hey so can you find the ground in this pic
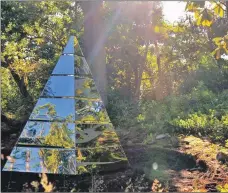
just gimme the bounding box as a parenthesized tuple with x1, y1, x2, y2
(1, 126, 228, 192)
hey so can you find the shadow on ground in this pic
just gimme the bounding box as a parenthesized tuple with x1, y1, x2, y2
(1, 143, 200, 192)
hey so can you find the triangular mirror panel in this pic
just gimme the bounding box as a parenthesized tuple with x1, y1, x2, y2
(52, 55, 74, 75)
(3, 36, 129, 175)
(63, 36, 74, 54)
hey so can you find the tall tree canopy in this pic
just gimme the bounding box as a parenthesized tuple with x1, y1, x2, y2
(1, 1, 82, 121)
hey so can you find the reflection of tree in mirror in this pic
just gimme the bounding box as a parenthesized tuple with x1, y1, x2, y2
(19, 120, 75, 147)
(39, 149, 75, 174)
(92, 147, 128, 162)
(75, 146, 128, 174)
(96, 130, 119, 147)
(39, 149, 61, 173)
(42, 80, 55, 97)
(5, 148, 28, 171)
(32, 103, 57, 118)
(75, 57, 91, 75)
(75, 78, 99, 99)
(76, 124, 119, 148)
(76, 164, 97, 175)
(76, 101, 109, 122)
(43, 122, 74, 148)
(77, 146, 127, 164)
(25, 148, 30, 172)
(74, 37, 84, 57)
(31, 102, 74, 121)
(76, 149, 97, 174)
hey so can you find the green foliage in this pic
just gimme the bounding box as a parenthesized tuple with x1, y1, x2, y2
(1, 1, 83, 120)
(179, 60, 228, 94)
(171, 111, 228, 142)
(1, 68, 29, 119)
(107, 89, 139, 127)
(115, 81, 228, 144)
(44, 122, 74, 148)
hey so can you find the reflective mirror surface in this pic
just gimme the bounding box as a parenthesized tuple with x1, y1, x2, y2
(76, 146, 127, 163)
(74, 37, 84, 56)
(63, 36, 74, 54)
(42, 76, 74, 97)
(75, 100, 110, 123)
(75, 56, 92, 76)
(52, 55, 74, 75)
(76, 124, 120, 148)
(3, 147, 76, 174)
(30, 98, 75, 121)
(76, 146, 128, 174)
(75, 77, 100, 99)
(18, 121, 75, 148)
(3, 36, 128, 176)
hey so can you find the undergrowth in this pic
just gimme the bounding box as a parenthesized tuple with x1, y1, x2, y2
(107, 82, 228, 145)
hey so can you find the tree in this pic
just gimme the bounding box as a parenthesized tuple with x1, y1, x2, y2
(185, 1, 228, 60)
(1, 1, 80, 121)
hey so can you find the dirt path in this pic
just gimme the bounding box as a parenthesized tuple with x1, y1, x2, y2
(118, 128, 228, 192)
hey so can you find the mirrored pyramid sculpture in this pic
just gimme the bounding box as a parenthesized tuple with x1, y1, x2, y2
(3, 36, 129, 175)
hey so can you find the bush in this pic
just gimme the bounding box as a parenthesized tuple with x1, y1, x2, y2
(180, 65, 228, 94)
(107, 89, 139, 128)
(170, 111, 228, 143)
(137, 83, 228, 144)
(107, 81, 228, 145)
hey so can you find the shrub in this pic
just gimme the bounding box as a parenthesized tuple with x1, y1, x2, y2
(107, 89, 139, 127)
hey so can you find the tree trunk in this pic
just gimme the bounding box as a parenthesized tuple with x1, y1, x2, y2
(9, 69, 32, 101)
(126, 62, 132, 99)
(134, 44, 149, 101)
(80, 2, 107, 105)
(154, 41, 164, 100)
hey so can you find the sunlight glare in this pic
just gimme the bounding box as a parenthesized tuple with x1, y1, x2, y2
(162, 1, 186, 23)
(153, 162, 158, 170)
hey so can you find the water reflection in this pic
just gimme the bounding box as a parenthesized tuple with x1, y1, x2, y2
(63, 36, 74, 54)
(75, 100, 110, 123)
(3, 147, 76, 175)
(52, 55, 74, 75)
(42, 76, 74, 97)
(18, 121, 75, 148)
(75, 56, 92, 77)
(75, 77, 100, 99)
(76, 124, 120, 148)
(30, 98, 75, 122)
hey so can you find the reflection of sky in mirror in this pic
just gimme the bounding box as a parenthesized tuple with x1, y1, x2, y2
(75, 77, 100, 99)
(30, 98, 75, 121)
(52, 55, 74, 75)
(18, 121, 75, 148)
(3, 147, 76, 174)
(42, 76, 74, 97)
(3, 147, 43, 173)
(63, 36, 74, 54)
(20, 121, 74, 138)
